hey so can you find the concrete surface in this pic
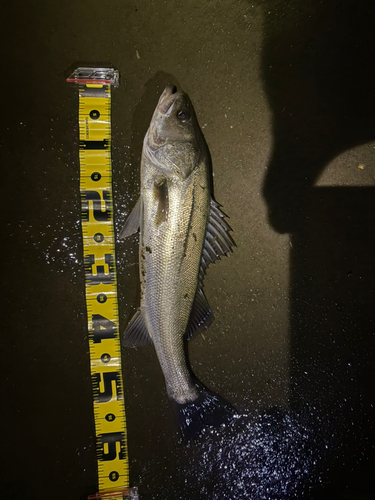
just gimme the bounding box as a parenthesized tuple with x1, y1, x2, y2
(1, 0, 375, 499)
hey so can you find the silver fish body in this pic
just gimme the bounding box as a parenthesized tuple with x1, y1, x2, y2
(120, 85, 235, 438)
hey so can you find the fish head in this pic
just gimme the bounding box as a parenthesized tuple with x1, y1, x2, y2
(143, 84, 206, 180)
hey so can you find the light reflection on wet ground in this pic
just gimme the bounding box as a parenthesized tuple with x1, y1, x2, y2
(138, 410, 318, 500)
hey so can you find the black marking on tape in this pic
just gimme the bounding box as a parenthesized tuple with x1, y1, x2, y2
(81, 190, 112, 222)
(90, 109, 100, 120)
(101, 353, 111, 363)
(90, 314, 117, 343)
(84, 254, 115, 284)
(94, 232, 105, 242)
(80, 85, 109, 98)
(97, 432, 127, 461)
(91, 172, 102, 181)
(109, 471, 119, 482)
(92, 372, 122, 403)
(80, 139, 109, 150)
(97, 293, 107, 303)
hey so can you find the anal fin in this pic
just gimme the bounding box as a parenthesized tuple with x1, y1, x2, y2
(122, 308, 153, 347)
(186, 288, 214, 340)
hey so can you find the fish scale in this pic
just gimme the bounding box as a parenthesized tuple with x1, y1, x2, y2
(120, 85, 236, 438)
(141, 164, 210, 403)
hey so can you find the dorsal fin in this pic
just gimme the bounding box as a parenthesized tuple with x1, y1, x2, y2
(199, 198, 235, 280)
(187, 199, 234, 340)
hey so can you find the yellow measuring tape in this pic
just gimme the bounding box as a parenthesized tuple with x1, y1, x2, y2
(67, 68, 137, 500)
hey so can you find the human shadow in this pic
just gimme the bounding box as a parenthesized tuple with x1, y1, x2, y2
(259, 0, 375, 498)
(261, 0, 375, 233)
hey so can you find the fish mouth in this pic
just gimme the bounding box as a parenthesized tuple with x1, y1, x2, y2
(159, 84, 179, 116)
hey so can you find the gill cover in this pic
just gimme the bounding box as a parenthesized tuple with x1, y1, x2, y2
(143, 85, 205, 180)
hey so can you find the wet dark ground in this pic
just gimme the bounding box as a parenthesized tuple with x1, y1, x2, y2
(1, 1, 375, 499)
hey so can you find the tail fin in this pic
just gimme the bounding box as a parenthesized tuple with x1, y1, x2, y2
(172, 385, 236, 440)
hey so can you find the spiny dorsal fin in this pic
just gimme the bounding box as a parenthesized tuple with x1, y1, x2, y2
(186, 288, 214, 340)
(122, 308, 153, 347)
(199, 198, 235, 279)
(118, 197, 141, 239)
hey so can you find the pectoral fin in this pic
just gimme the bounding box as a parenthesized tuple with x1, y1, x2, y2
(118, 197, 141, 238)
(153, 178, 169, 226)
(122, 308, 153, 347)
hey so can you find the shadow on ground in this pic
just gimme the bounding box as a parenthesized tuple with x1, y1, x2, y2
(260, 0, 375, 498)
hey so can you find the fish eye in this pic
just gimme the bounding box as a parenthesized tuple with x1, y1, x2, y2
(177, 109, 190, 122)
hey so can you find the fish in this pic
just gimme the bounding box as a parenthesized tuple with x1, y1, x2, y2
(119, 84, 235, 439)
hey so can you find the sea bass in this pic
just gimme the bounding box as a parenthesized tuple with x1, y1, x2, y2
(119, 84, 235, 439)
